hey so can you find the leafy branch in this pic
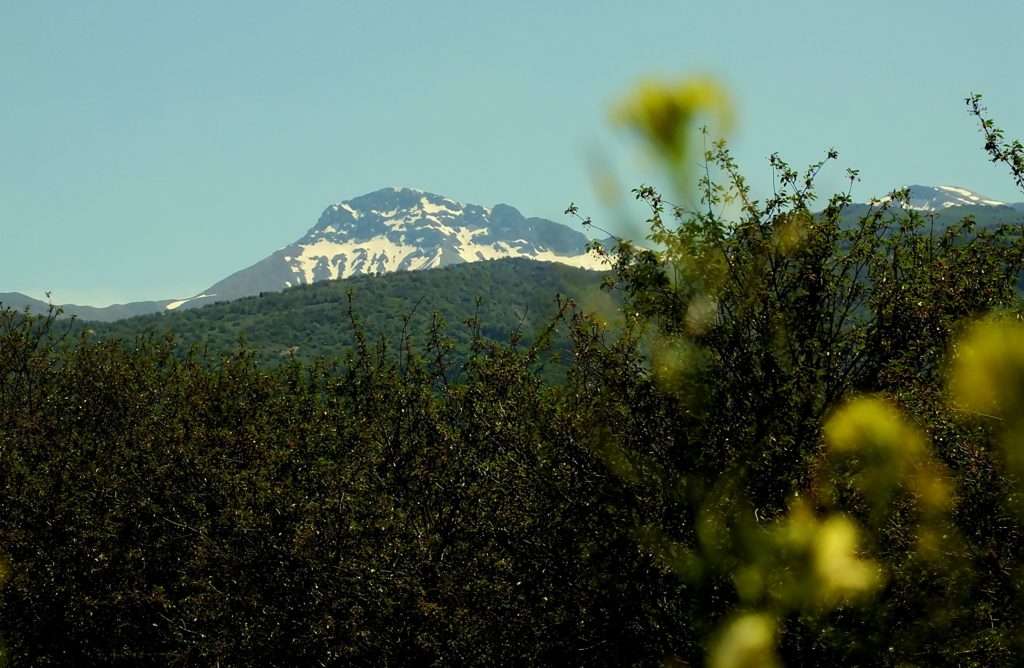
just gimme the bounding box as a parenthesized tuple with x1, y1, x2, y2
(967, 93, 1024, 194)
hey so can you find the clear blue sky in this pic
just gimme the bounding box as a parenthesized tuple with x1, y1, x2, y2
(3, 0, 1022, 305)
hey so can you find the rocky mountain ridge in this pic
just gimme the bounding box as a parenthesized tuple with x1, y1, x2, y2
(186, 187, 605, 311)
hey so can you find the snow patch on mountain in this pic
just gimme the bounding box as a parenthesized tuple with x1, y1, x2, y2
(166, 293, 216, 311)
(281, 191, 606, 284)
(933, 185, 1006, 207)
(285, 237, 435, 284)
(420, 195, 463, 217)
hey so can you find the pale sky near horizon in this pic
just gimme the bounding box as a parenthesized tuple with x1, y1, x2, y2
(3, 1, 1023, 305)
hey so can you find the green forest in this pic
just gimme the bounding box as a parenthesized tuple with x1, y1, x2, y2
(79, 258, 609, 378)
(3, 85, 1024, 667)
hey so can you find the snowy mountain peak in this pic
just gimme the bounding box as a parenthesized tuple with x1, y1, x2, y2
(285, 189, 601, 286)
(922, 185, 1007, 209)
(872, 185, 1009, 211)
(323, 188, 469, 224)
(173, 189, 606, 311)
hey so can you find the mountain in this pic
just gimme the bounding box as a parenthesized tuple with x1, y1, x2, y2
(870, 185, 1019, 212)
(4, 187, 606, 322)
(177, 187, 605, 311)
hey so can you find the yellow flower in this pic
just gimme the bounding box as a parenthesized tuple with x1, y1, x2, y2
(824, 397, 947, 512)
(812, 516, 882, 605)
(824, 397, 925, 459)
(709, 612, 780, 668)
(769, 500, 882, 609)
(612, 77, 733, 165)
(949, 318, 1024, 418)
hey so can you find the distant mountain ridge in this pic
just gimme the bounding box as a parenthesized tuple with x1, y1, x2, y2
(873, 185, 1024, 212)
(0, 292, 174, 322)
(4, 185, 1022, 322)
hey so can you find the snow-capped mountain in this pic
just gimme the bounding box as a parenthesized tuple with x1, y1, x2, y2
(872, 185, 1011, 211)
(172, 187, 606, 311)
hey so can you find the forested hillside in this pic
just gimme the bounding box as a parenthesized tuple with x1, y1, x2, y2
(81, 258, 608, 372)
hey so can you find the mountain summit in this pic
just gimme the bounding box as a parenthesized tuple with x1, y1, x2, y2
(170, 188, 605, 311)
(871, 185, 1011, 211)
(906, 185, 1012, 211)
